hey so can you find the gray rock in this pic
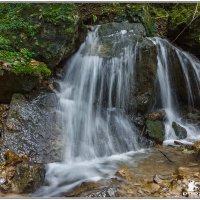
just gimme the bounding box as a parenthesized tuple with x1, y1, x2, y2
(86, 187, 117, 197)
(2, 92, 63, 163)
(172, 122, 187, 139)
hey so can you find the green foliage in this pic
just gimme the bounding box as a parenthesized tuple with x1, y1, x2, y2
(142, 4, 156, 36)
(38, 4, 77, 25)
(169, 4, 198, 28)
(0, 36, 12, 50)
(0, 3, 76, 37)
(0, 48, 51, 77)
(148, 3, 200, 31)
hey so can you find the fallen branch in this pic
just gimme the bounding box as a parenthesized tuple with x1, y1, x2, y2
(158, 150, 174, 163)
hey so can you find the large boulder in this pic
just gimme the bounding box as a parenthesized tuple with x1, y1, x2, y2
(0, 4, 87, 68)
(88, 21, 157, 114)
(1, 92, 62, 163)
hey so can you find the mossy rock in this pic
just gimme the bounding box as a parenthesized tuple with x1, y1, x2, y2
(146, 120, 165, 144)
(0, 4, 87, 68)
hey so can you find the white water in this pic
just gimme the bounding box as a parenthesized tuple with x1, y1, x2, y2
(34, 27, 200, 197)
(60, 26, 140, 162)
(152, 37, 200, 145)
(34, 26, 144, 197)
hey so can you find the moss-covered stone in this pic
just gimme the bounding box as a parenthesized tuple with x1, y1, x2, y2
(0, 3, 87, 68)
(146, 120, 165, 144)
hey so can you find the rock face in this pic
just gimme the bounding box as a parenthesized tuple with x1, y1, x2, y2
(129, 38, 157, 114)
(172, 122, 187, 139)
(0, 69, 40, 103)
(0, 4, 87, 69)
(1, 92, 62, 163)
(0, 104, 9, 138)
(91, 21, 157, 114)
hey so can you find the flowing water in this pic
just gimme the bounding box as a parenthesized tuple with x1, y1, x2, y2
(152, 37, 200, 145)
(34, 25, 200, 197)
(34, 23, 147, 197)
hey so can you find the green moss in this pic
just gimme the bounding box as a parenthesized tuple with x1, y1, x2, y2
(0, 3, 77, 32)
(0, 3, 78, 65)
(0, 48, 51, 78)
(146, 120, 165, 143)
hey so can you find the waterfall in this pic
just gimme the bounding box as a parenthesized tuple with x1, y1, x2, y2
(34, 23, 145, 197)
(35, 25, 200, 197)
(152, 37, 200, 144)
(59, 26, 140, 162)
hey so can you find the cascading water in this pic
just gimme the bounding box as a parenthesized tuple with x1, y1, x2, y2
(34, 22, 146, 197)
(152, 37, 200, 144)
(59, 27, 139, 162)
(34, 24, 200, 197)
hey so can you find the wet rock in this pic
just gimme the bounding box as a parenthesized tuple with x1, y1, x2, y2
(11, 162, 45, 193)
(146, 120, 165, 144)
(133, 114, 145, 128)
(0, 69, 40, 103)
(153, 174, 163, 184)
(172, 122, 187, 139)
(146, 110, 166, 121)
(0, 104, 9, 139)
(142, 182, 160, 193)
(4, 150, 30, 166)
(86, 187, 117, 197)
(128, 38, 157, 114)
(192, 141, 200, 152)
(0, 150, 45, 194)
(65, 181, 103, 197)
(192, 141, 200, 160)
(115, 166, 134, 181)
(2, 92, 63, 163)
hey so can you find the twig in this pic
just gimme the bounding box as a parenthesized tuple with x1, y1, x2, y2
(158, 150, 174, 163)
